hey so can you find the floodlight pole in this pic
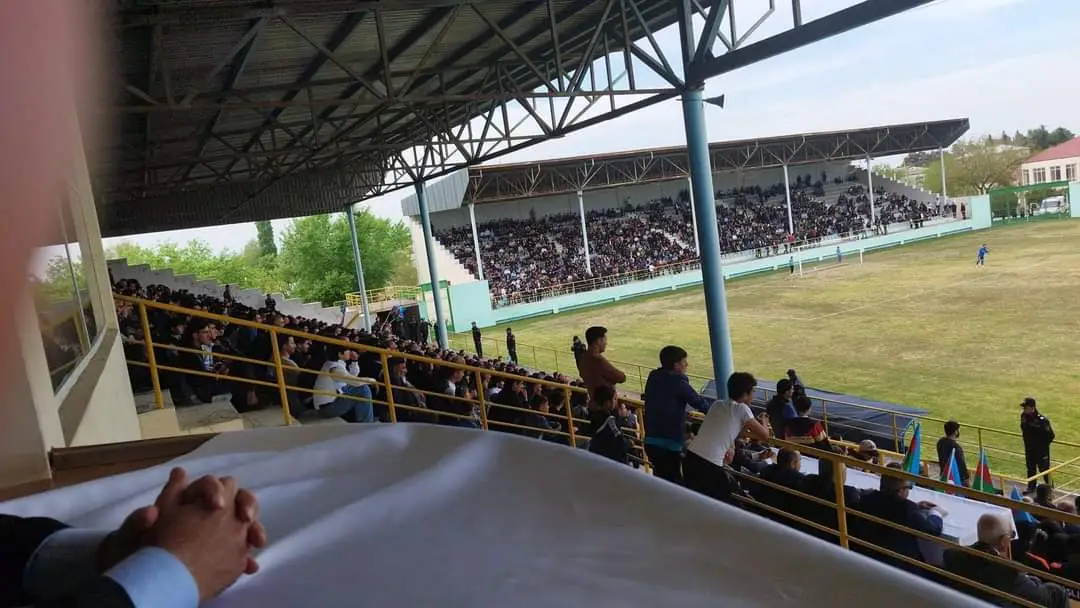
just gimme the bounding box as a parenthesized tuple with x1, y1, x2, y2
(345, 204, 371, 332)
(577, 189, 592, 274)
(415, 181, 449, 349)
(783, 163, 794, 235)
(682, 86, 734, 397)
(468, 202, 485, 281)
(686, 176, 700, 255)
(866, 155, 876, 226)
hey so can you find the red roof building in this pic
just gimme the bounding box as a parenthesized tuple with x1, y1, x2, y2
(1020, 137, 1080, 185)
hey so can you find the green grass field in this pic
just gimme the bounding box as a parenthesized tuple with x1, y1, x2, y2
(451, 219, 1080, 483)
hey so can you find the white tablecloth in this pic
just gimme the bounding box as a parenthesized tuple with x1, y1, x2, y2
(799, 456, 1016, 545)
(2, 425, 985, 607)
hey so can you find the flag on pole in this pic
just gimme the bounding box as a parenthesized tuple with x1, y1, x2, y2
(971, 449, 996, 494)
(901, 423, 922, 475)
(945, 449, 963, 485)
(1010, 486, 1037, 524)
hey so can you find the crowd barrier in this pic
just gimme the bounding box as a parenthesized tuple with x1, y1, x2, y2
(450, 331, 1080, 496)
(115, 295, 1080, 606)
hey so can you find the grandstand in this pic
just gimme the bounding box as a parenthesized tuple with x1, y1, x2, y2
(9, 1, 1080, 607)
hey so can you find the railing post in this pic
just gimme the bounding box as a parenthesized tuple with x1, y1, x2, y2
(563, 388, 577, 447)
(554, 349, 560, 373)
(474, 369, 488, 430)
(380, 351, 398, 424)
(137, 302, 164, 409)
(531, 345, 538, 369)
(637, 364, 645, 393)
(821, 400, 830, 436)
(834, 458, 849, 549)
(268, 328, 293, 427)
(891, 414, 900, 451)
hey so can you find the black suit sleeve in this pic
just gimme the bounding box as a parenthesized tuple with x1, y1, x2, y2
(0, 515, 134, 608)
(1, 514, 68, 608)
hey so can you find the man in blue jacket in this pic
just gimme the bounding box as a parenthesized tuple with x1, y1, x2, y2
(643, 346, 712, 485)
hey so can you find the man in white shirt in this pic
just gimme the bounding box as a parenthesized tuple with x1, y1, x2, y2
(312, 346, 375, 423)
(684, 372, 770, 500)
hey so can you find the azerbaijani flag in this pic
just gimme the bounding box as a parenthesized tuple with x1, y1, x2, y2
(1010, 486, 1037, 524)
(901, 422, 922, 475)
(971, 449, 996, 494)
(945, 449, 963, 485)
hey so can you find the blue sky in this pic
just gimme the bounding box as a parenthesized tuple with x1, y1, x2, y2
(99, 0, 1078, 256)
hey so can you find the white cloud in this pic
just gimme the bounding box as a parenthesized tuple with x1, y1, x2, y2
(904, 0, 1030, 21)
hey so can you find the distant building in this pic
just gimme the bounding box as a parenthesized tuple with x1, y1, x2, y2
(1019, 137, 1080, 185)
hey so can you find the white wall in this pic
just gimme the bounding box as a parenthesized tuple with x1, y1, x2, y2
(1020, 155, 1080, 185)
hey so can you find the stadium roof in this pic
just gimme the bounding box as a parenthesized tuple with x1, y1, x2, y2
(465, 118, 970, 204)
(101, 0, 940, 237)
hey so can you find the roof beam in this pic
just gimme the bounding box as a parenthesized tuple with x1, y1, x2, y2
(687, 0, 935, 83)
(178, 17, 264, 182)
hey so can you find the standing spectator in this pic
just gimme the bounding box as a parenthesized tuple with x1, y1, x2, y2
(264, 293, 276, 311)
(1020, 397, 1055, 492)
(765, 379, 796, 437)
(471, 322, 483, 357)
(936, 420, 970, 487)
(223, 283, 233, 304)
(505, 327, 518, 364)
(683, 372, 770, 499)
(571, 335, 586, 364)
(576, 326, 626, 402)
(642, 345, 712, 484)
(419, 319, 430, 345)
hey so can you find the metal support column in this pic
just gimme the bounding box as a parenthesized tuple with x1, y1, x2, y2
(345, 204, 371, 332)
(681, 87, 734, 396)
(866, 155, 876, 225)
(939, 146, 949, 205)
(577, 190, 592, 274)
(782, 163, 794, 235)
(468, 202, 485, 281)
(415, 181, 449, 348)
(686, 176, 700, 255)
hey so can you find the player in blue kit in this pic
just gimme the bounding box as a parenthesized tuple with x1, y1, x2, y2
(976, 243, 989, 266)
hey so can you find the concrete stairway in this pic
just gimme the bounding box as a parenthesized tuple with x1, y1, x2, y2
(409, 217, 478, 286)
(108, 258, 344, 324)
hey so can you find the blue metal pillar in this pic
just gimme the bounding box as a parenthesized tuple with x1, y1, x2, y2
(681, 87, 734, 397)
(345, 204, 372, 332)
(415, 180, 449, 348)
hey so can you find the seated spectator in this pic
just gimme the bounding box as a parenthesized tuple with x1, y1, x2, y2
(853, 463, 946, 574)
(312, 346, 375, 423)
(588, 385, 631, 464)
(783, 395, 836, 482)
(945, 514, 1068, 607)
(642, 345, 712, 484)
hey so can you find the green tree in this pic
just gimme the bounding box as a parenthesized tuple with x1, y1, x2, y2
(277, 208, 412, 306)
(923, 139, 1026, 196)
(255, 220, 278, 257)
(39, 255, 84, 303)
(107, 240, 285, 294)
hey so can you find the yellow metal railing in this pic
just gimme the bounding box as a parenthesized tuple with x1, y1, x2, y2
(344, 285, 422, 308)
(113, 294, 1080, 605)
(451, 329, 1080, 491)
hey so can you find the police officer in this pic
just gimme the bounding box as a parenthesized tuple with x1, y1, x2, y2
(471, 322, 483, 357)
(1020, 397, 1055, 493)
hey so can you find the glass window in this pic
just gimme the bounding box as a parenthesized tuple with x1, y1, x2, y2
(1033, 168, 1046, 183)
(1067, 164, 1076, 181)
(30, 193, 98, 391)
(1050, 166, 1062, 181)
(1022, 169, 1030, 185)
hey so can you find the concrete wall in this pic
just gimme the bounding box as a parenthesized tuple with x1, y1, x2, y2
(451, 218, 979, 328)
(1071, 183, 1080, 218)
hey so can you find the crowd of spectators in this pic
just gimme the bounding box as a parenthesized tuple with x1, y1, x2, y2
(437, 170, 948, 302)
(112, 276, 1075, 605)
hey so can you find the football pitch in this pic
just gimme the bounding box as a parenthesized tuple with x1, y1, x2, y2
(455, 219, 1080, 481)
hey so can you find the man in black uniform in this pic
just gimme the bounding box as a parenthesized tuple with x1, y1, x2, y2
(506, 327, 518, 364)
(1020, 397, 1055, 493)
(471, 322, 483, 357)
